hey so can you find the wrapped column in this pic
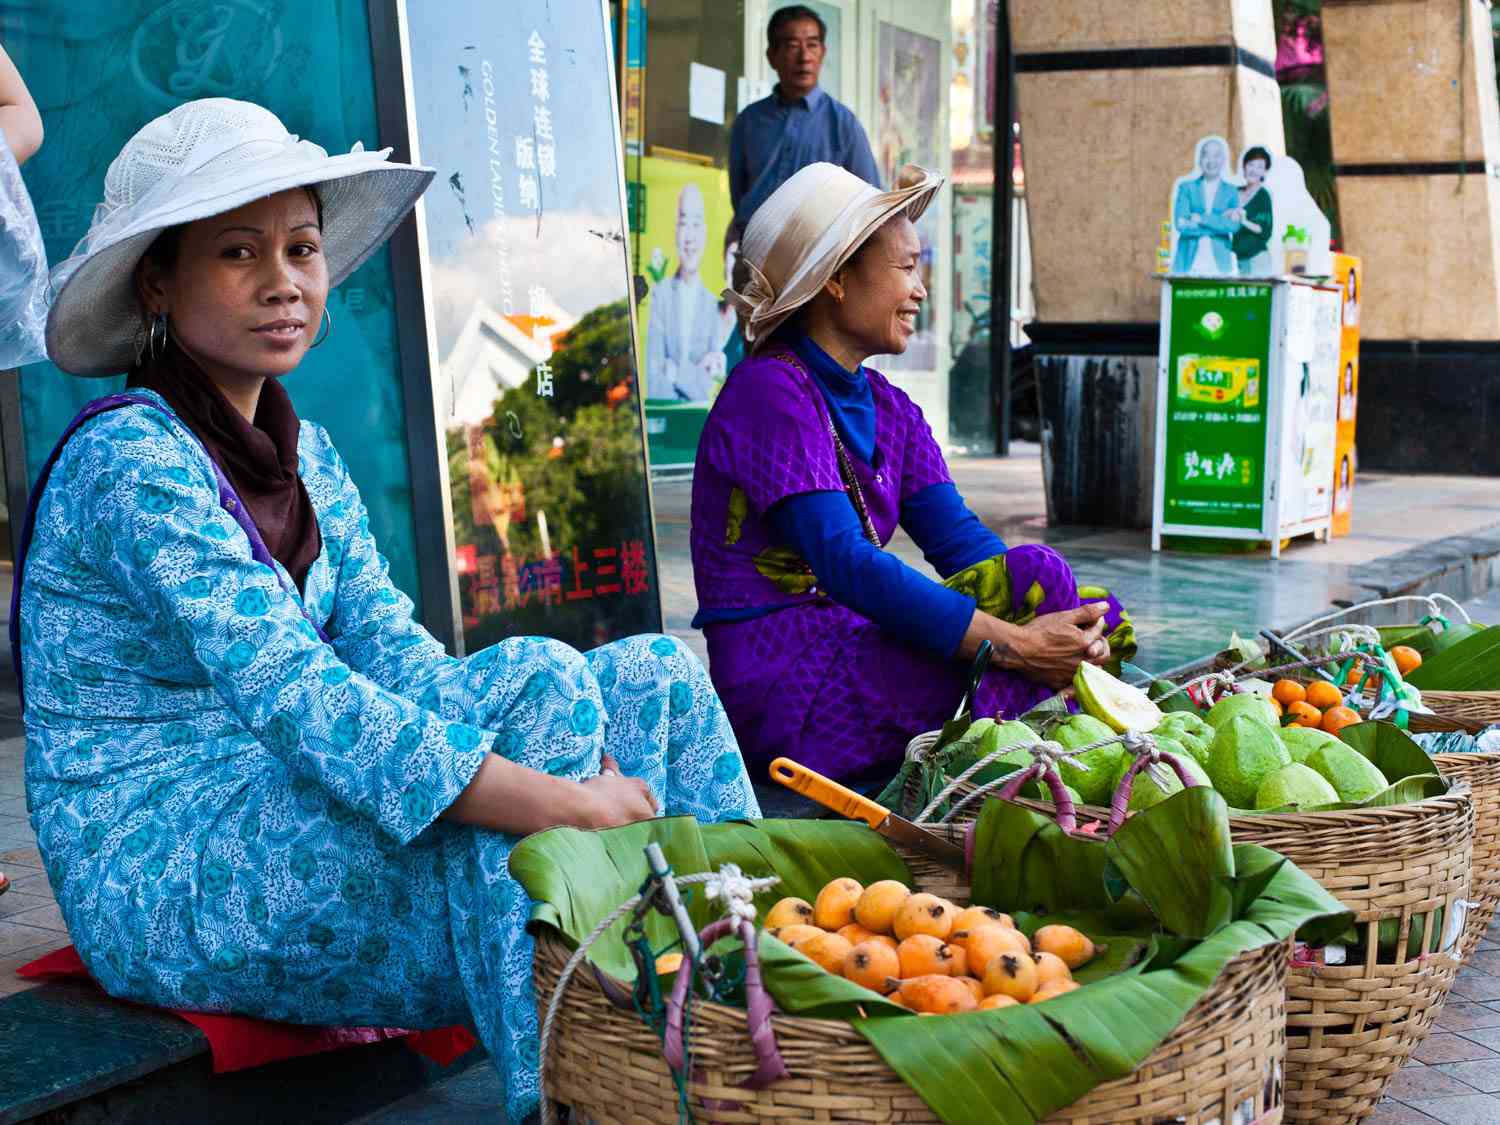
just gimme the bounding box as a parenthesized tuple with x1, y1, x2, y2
(1321, 0, 1500, 472)
(1010, 0, 1285, 525)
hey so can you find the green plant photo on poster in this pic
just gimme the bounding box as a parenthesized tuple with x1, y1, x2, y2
(406, 0, 662, 652)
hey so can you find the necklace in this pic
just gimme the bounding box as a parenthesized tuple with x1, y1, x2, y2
(773, 351, 881, 548)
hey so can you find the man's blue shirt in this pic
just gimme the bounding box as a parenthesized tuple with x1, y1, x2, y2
(728, 84, 880, 230)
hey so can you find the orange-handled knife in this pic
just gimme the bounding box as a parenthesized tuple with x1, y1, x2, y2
(768, 757, 965, 866)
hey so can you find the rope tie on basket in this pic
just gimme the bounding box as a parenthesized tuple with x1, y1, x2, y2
(538, 864, 784, 1125)
(1283, 593, 1471, 642)
(924, 731, 1181, 834)
(1149, 669, 1236, 706)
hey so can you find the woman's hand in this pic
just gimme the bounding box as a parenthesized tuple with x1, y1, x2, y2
(578, 754, 658, 829)
(964, 603, 1109, 691)
(442, 752, 657, 836)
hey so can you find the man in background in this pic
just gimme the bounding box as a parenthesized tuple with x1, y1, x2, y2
(728, 5, 879, 241)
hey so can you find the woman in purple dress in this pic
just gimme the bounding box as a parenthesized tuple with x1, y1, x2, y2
(690, 163, 1135, 781)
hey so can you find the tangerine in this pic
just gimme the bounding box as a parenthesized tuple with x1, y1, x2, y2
(1391, 645, 1423, 676)
(1269, 697, 1284, 718)
(1272, 679, 1307, 707)
(1321, 706, 1361, 735)
(1305, 680, 1344, 711)
(1286, 701, 1324, 729)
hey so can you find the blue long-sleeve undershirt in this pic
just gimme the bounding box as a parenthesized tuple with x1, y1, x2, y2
(901, 481, 1008, 578)
(762, 483, 1007, 657)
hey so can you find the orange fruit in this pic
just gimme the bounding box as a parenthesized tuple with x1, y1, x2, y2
(1286, 701, 1323, 729)
(813, 877, 864, 930)
(895, 974, 977, 1014)
(1304, 680, 1344, 711)
(893, 893, 957, 941)
(1321, 706, 1361, 735)
(1272, 679, 1307, 707)
(1269, 697, 1284, 718)
(979, 993, 1020, 1011)
(1033, 925, 1097, 970)
(1391, 646, 1423, 676)
(1344, 665, 1363, 687)
(982, 952, 1039, 1003)
(897, 934, 962, 978)
(844, 940, 901, 992)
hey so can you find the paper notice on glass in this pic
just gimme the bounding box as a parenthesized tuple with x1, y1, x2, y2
(737, 75, 772, 112)
(689, 62, 726, 124)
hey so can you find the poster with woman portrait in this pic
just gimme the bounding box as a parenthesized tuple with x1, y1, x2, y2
(635, 156, 736, 406)
(875, 21, 941, 370)
(1331, 253, 1362, 536)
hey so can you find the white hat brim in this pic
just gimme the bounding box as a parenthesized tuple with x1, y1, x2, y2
(46, 152, 435, 376)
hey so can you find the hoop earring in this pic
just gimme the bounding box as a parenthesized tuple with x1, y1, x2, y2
(310, 306, 332, 348)
(148, 312, 168, 360)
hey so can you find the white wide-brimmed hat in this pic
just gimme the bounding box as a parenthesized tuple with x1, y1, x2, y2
(46, 98, 435, 376)
(726, 162, 943, 349)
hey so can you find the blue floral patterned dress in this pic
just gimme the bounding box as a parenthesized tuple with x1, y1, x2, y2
(18, 389, 761, 1122)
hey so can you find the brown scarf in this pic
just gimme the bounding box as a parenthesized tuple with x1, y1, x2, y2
(129, 342, 322, 590)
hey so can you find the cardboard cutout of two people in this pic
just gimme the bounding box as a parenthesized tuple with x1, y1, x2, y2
(1170, 135, 1331, 277)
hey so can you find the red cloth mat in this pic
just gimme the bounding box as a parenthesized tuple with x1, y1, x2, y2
(18, 945, 477, 1073)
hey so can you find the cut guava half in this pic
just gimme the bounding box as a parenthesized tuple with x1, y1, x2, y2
(1073, 662, 1164, 734)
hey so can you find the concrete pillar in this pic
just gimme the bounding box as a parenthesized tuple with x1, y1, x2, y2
(1012, 0, 1285, 323)
(1322, 0, 1500, 340)
(1320, 0, 1500, 473)
(1010, 1, 1284, 525)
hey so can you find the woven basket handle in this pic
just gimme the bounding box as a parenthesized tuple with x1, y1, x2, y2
(662, 916, 789, 1091)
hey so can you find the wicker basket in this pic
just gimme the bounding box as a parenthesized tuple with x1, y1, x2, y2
(1432, 752, 1500, 957)
(901, 737, 1474, 1124)
(1411, 691, 1500, 734)
(534, 826, 1290, 1124)
(1228, 790, 1474, 1124)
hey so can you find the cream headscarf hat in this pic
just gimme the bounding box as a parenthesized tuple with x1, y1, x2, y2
(726, 162, 943, 350)
(46, 98, 434, 376)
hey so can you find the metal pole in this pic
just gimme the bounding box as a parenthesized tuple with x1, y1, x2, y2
(365, 0, 464, 653)
(991, 0, 1014, 456)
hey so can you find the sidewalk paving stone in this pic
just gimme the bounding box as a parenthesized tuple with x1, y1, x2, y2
(1387, 1093, 1500, 1124)
(1366, 1103, 1443, 1124)
(1435, 1001, 1500, 1032)
(1410, 1033, 1499, 1065)
(1433, 1059, 1500, 1094)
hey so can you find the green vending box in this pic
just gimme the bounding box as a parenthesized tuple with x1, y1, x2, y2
(1151, 276, 1341, 557)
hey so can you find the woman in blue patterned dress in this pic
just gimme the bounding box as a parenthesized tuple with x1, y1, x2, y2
(25, 98, 759, 1123)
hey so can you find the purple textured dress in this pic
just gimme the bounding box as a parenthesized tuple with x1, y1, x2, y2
(691, 351, 1108, 780)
